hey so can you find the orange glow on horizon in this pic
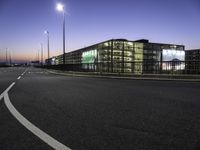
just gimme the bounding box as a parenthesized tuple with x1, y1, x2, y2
(7, 50, 62, 62)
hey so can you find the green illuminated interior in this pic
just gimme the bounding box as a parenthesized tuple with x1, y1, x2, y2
(82, 50, 97, 63)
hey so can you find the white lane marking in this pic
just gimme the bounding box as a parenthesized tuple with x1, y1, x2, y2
(21, 69, 27, 76)
(4, 82, 15, 93)
(19, 69, 27, 78)
(0, 82, 15, 101)
(0, 93, 3, 101)
(2, 82, 71, 150)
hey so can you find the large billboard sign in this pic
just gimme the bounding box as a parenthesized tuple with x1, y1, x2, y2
(162, 49, 185, 61)
(162, 49, 185, 70)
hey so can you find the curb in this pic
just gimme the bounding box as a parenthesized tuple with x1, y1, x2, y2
(46, 70, 200, 82)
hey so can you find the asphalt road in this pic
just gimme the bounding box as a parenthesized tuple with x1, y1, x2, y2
(0, 67, 200, 150)
(0, 67, 25, 94)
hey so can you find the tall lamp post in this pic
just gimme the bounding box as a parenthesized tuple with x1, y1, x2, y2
(56, 3, 66, 65)
(41, 43, 43, 66)
(6, 48, 8, 65)
(44, 30, 50, 65)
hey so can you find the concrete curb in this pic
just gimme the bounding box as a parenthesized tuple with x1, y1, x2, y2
(46, 70, 200, 82)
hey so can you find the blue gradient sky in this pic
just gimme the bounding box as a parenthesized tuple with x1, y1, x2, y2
(0, 0, 200, 62)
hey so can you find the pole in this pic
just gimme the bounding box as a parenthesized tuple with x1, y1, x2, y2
(38, 49, 40, 63)
(41, 43, 43, 66)
(45, 31, 50, 65)
(9, 51, 12, 66)
(6, 48, 8, 65)
(47, 32, 50, 62)
(63, 11, 65, 65)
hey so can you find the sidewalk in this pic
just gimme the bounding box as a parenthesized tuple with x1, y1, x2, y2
(46, 69, 200, 82)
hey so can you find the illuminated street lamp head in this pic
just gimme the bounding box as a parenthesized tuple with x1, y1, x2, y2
(56, 3, 64, 12)
(44, 30, 49, 34)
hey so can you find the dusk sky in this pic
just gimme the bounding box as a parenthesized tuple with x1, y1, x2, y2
(0, 0, 200, 62)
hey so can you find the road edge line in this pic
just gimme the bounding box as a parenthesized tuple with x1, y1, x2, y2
(3, 82, 71, 150)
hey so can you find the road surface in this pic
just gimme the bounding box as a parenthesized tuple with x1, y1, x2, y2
(0, 67, 200, 150)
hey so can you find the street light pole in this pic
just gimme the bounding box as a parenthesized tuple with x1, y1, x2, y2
(44, 30, 50, 65)
(56, 3, 66, 65)
(9, 51, 12, 66)
(6, 48, 8, 65)
(63, 11, 65, 65)
(41, 43, 43, 66)
(38, 49, 40, 64)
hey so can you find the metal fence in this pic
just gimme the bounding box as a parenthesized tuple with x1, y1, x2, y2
(44, 61, 200, 75)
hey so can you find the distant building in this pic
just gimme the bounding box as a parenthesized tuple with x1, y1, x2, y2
(185, 49, 200, 74)
(47, 39, 185, 74)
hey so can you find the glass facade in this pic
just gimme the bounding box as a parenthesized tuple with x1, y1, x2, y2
(47, 39, 185, 74)
(142, 42, 185, 74)
(185, 49, 200, 74)
(162, 49, 185, 71)
(91, 40, 143, 73)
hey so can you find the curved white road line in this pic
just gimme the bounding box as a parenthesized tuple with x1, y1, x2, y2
(0, 82, 15, 101)
(1, 81, 71, 150)
(0, 92, 4, 101)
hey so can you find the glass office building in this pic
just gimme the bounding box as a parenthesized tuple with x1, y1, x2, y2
(139, 39, 185, 74)
(185, 49, 200, 74)
(47, 39, 185, 74)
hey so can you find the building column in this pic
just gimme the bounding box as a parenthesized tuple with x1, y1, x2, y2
(122, 41, 125, 73)
(111, 40, 113, 73)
